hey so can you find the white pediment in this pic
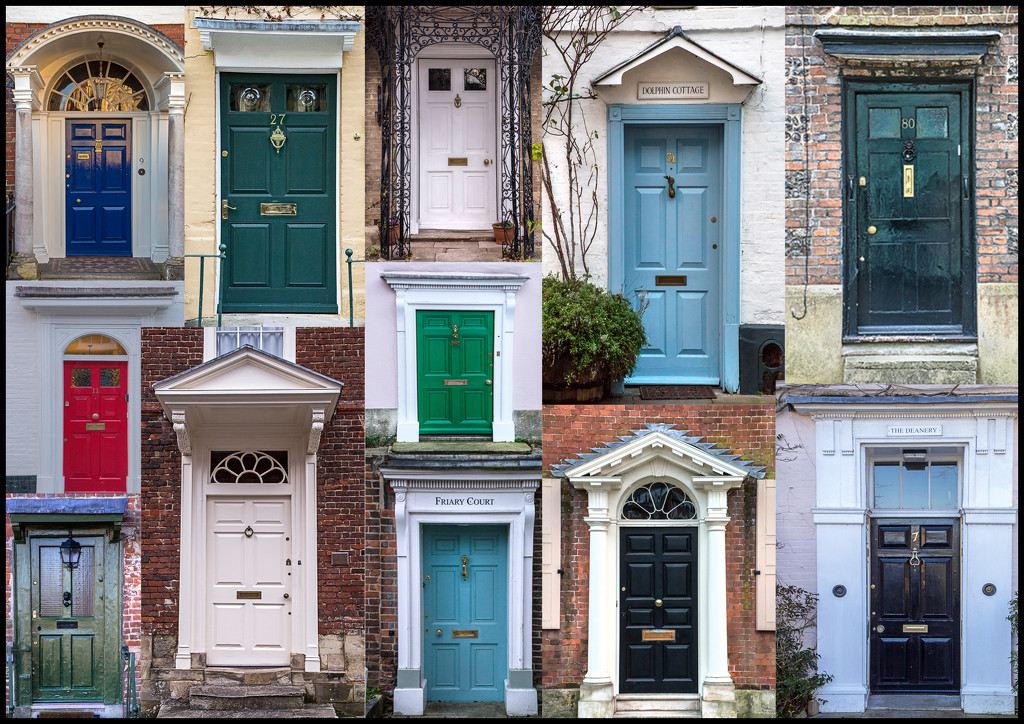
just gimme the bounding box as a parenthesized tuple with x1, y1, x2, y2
(154, 346, 341, 396)
(594, 26, 762, 88)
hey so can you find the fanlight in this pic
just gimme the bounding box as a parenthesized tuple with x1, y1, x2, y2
(210, 451, 288, 484)
(48, 60, 149, 112)
(621, 481, 697, 520)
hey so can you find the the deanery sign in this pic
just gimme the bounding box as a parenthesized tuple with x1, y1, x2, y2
(886, 425, 942, 436)
(637, 80, 709, 100)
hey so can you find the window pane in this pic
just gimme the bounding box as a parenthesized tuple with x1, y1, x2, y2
(869, 107, 901, 139)
(287, 84, 327, 112)
(873, 462, 900, 508)
(217, 327, 284, 357)
(71, 547, 94, 616)
(100, 368, 120, 387)
(71, 368, 91, 387)
(916, 107, 948, 138)
(902, 462, 929, 508)
(930, 463, 958, 508)
(230, 84, 270, 112)
(65, 334, 126, 355)
(464, 68, 487, 91)
(39, 546, 65, 617)
(428, 68, 451, 91)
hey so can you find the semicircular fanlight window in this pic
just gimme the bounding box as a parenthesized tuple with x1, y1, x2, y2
(621, 481, 697, 520)
(48, 60, 150, 111)
(64, 334, 127, 356)
(210, 451, 288, 485)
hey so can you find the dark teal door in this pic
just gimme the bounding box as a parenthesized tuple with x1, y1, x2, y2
(847, 84, 971, 335)
(416, 310, 494, 435)
(220, 73, 337, 313)
(423, 524, 508, 702)
(622, 125, 722, 384)
(66, 121, 131, 256)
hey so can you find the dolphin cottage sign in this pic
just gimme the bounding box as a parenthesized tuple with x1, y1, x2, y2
(637, 80, 710, 99)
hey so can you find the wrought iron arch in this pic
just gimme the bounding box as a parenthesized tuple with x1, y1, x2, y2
(620, 481, 698, 521)
(367, 6, 540, 260)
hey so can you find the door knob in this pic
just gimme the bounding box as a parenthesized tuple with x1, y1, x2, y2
(484, 159, 491, 166)
(436, 629, 443, 637)
(92, 413, 99, 420)
(867, 225, 877, 235)
(875, 624, 885, 633)
(283, 593, 289, 599)
(222, 199, 237, 219)
(485, 380, 492, 385)
(655, 599, 663, 607)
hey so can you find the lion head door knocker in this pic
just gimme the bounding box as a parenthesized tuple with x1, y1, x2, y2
(270, 125, 287, 154)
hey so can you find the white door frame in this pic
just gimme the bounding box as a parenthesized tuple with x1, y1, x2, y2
(411, 44, 498, 233)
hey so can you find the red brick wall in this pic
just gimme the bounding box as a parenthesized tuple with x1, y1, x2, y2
(364, 454, 397, 693)
(140, 328, 365, 637)
(540, 404, 776, 691)
(785, 6, 1019, 285)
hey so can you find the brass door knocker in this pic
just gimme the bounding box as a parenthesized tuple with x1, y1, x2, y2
(454, 94, 462, 109)
(461, 555, 468, 579)
(909, 547, 921, 567)
(664, 175, 676, 199)
(451, 324, 460, 346)
(270, 125, 286, 153)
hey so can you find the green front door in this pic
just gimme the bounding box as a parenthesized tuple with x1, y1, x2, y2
(416, 310, 494, 435)
(220, 73, 337, 313)
(847, 83, 971, 335)
(22, 533, 120, 704)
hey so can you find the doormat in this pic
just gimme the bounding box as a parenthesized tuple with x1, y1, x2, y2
(639, 385, 716, 400)
(41, 256, 162, 280)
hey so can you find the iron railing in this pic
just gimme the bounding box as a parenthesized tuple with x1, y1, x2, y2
(122, 646, 139, 718)
(7, 644, 15, 715)
(184, 244, 226, 328)
(367, 6, 540, 260)
(6, 192, 15, 276)
(344, 248, 365, 327)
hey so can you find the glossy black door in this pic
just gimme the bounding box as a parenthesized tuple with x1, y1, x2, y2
(620, 528, 697, 693)
(870, 519, 960, 693)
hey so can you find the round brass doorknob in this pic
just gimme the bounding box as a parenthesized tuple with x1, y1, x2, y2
(868, 225, 877, 235)
(860, 256, 866, 262)
(92, 413, 99, 420)
(655, 599, 663, 607)
(484, 159, 491, 166)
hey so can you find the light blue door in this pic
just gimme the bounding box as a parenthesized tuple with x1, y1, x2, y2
(623, 125, 722, 384)
(423, 524, 508, 702)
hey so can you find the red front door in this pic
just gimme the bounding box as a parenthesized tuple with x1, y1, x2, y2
(63, 361, 128, 492)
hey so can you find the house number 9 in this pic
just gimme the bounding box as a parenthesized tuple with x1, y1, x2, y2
(901, 117, 915, 129)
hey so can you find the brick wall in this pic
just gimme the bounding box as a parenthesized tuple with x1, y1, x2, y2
(540, 405, 776, 692)
(785, 6, 1018, 285)
(364, 453, 396, 695)
(140, 328, 365, 637)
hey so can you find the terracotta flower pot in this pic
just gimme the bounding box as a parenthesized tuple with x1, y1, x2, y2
(492, 223, 514, 245)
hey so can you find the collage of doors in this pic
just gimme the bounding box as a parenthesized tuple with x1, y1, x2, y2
(4, 5, 1018, 720)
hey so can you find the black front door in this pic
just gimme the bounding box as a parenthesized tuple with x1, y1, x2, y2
(846, 82, 972, 336)
(870, 518, 960, 693)
(620, 528, 698, 693)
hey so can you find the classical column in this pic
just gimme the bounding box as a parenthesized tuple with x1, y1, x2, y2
(161, 72, 186, 278)
(8, 67, 43, 278)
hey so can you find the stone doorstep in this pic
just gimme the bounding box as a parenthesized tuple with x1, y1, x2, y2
(391, 441, 533, 454)
(201, 666, 293, 686)
(189, 684, 306, 711)
(157, 702, 338, 718)
(614, 694, 702, 712)
(612, 712, 701, 719)
(867, 694, 962, 711)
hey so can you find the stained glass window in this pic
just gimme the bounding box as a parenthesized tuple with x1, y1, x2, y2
(621, 481, 697, 520)
(210, 451, 288, 484)
(48, 60, 149, 112)
(230, 84, 271, 112)
(287, 85, 327, 112)
(428, 68, 451, 91)
(464, 68, 487, 91)
(65, 335, 127, 356)
(71, 368, 91, 387)
(100, 368, 121, 387)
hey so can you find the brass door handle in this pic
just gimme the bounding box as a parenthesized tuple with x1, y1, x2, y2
(92, 413, 99, 420)
(461, 555, 468, 579)
(484, 159, 491, 166)
(436, 629, 442, 637)
(485, 380, 492, 386)
(222, 199, 237, 219)
(655, 599, 663, 607)
(867, 225, 877, 235)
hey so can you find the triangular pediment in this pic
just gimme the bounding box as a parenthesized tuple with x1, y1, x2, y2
(594, 26, 762, 88)
(154, 346, 342, 395)
(554, 425, 764, 481)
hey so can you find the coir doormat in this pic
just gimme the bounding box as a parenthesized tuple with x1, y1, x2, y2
(639, 385, 716, 400)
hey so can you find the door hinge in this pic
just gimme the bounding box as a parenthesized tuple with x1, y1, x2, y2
(125, 393, 129, 402)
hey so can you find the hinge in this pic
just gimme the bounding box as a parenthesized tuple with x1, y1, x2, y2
(125, 393, 129, 402)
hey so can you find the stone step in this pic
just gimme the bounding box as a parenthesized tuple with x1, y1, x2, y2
(613, 711, 700, 718)
(614, 694, 701, 713)
(189, 684, 306, 711)
(202, 666, 293, 686)
(159, 704, 337, 718)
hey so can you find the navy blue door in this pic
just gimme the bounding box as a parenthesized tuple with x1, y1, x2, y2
(422, 524, 508, 702)
(66, 121, 131, 256)
(622, 125, 722, 384)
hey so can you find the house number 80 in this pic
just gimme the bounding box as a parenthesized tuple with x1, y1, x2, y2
(901, 118, 915, 129)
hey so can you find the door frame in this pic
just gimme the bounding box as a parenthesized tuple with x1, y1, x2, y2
(607, 104, 742, 392)
(213, 69, 343, 315)
(411, 45, 499, 234)
(841, 79, 976, 340)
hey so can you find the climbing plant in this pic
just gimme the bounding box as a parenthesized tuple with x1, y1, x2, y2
(776, 582, 833, 717)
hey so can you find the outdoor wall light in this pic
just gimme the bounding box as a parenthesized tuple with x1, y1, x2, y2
(60, 530, 82, 570)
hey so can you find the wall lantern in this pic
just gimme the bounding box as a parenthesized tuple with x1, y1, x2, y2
(60, 530, 82, 570)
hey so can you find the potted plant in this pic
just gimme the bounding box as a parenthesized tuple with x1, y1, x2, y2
(492, 220, 514, 245)
(542, 275, 646, 403)
(379, 218, 400, 248)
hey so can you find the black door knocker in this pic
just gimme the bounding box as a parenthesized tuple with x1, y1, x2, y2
(902, 140, 916, 163)
(244, 526, 254, 538)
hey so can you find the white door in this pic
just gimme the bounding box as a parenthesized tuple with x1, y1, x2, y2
(207, 496, 291, 666)
(417, 58, 497, 230)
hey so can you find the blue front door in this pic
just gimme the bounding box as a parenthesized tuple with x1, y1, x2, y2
(422, 524, 508, 702)
(65, 121, 132, 256)
(622, 125, 722, 384)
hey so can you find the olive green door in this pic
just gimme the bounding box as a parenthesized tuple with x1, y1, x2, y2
(220, 73, 337, 313)
(847, 83, 971, 335)
(24, 534, 120, 704)
(416, 310, 494, 435)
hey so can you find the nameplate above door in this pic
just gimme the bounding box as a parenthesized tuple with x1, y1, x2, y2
(260, 203, 297, 216)
(452, 629, 478, 639)
(236, 591, 262, 600)
(637, 81, 709, 100)
(655, 275, 687, 287)
(448, 158, 468, 166)
(641, 629, 676, 642)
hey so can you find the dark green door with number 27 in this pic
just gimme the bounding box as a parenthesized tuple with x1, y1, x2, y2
(221, 73, 337, 313)
(417, 310, 494, 435)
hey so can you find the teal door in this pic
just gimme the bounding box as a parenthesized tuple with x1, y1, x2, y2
(423, 524, 508, 702)
(220, 73, 337, 313)
(416, 310, 494, 435)
(622, 125, 722, 384)
(847, 84, 970, 335)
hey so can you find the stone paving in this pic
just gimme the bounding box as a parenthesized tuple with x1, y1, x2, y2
(38, 255, 163, 280)
(391, 701, 539, 718)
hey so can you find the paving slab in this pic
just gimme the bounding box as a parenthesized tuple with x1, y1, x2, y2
(392, 441, 533, 454)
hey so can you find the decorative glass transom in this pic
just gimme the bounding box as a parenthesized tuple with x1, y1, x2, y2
(65, 334, 127, 356)
(621, 481, 697, 520)
(210, 451, 288, 484)
(48, 60, 150, 112)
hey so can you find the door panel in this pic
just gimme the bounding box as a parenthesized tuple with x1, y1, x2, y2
(220, 73, 337, 313)
(423, 525, 508, 702)
(851, 89, 966, 334)
(416, 310, 494, 435)
(31, 536, 106, 702)
(207, 496, 291, 666)
(418, 59, 497, 229)
(63, 361, 128, 493)
(623, 126, 722, 384)
(65, 121, 131, 256)
(620, 528, 698, 693)
(869, 519, 959, 693)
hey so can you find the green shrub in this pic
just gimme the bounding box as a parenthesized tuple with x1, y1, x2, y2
(541, 275, 646, 387)
(1010, 590, 1019, 694)
(776, 583, 833, 717)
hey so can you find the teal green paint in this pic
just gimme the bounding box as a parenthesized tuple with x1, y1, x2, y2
(416, 310, 494, 435)
(220, 73, 338, 313)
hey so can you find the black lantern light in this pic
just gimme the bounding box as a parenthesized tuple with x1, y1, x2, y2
(60, 530, 82, 570)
